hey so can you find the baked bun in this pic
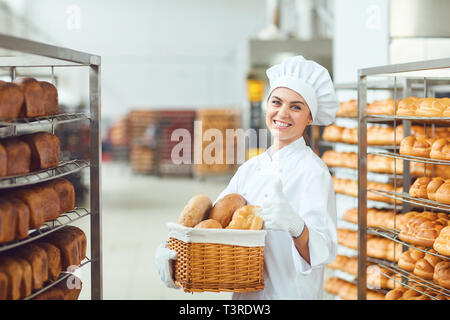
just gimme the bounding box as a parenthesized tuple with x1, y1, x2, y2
(177, 194, 212, 227)
(416, 98, 445, 117)
(336, 100, 357, 118)
(322, 125, 343, 142)
(367, 98, 396, 115)
(194, 219, 222, 229)
(433, 226, 450, 256)
(433, 261, 450, 289)
(409, 177, 432, 199)
(209, 193, 247, 227)
(400, 135, 436, 158)
(396, 97, 420, 116)
(435, 181, 450, 204)
(226, 205, 263, 230)
(430, 138, 450, 160)
(427, 177, 446, 201)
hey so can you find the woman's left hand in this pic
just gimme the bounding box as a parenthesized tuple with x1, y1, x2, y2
(260, 178, 305, 238)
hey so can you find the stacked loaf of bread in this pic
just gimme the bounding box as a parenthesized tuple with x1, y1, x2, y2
(409, 176, 450, 204)
(336, 99, 358, 118)
(0, 78, 59, 119)
(385, 284, 448, 300)
(177, 193, 263, 230)
(0, 226, 86, 300)
(337, 229, 402, 262)
(396, 97, 450, 117)
(331, 176, 402, 204)
(0, 132, 60, 177)
(32, 275, 82, 300)
(324, 277, 385, 300)
(342, 207, 404, 230)
(0, 178, 75, 244)
(400, 134, 450, 160)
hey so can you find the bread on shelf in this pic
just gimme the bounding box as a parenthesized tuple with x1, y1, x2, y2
(416, 98, 446, 117)
(39, 81, 59, 116)
(336, 99, 358, 118)
(0, 256, 23, 300)
(409, 177, 432, 199)
(413, 249, 444, 280)
(430, 138, 450, 160)
(396, 97, 420, 116)
(33, 241, 62, 281)
(324, 277, 385, 300)
(398, 211, 449, 248)
(433, 226, 450, 256)
(0, 199, 16, 244)
(13, 78, 45, 118)
(367, 98, 396, 116)
(21, 132, 61, 171)
(435, 180, 450, 204)
(433, 261, 450, 289)
(1, 137, 31, 176)
(400, 135, 436, 158)
(44, 178, 76, 214)
(0, 80, 25, 119)
(427, 177, 446, 201)
(322, 124, 344, 142)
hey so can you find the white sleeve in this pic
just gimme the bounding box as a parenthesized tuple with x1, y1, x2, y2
(291, 170, 338, 275)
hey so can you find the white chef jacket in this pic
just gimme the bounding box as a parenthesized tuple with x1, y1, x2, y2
(215, 136, 337, 300)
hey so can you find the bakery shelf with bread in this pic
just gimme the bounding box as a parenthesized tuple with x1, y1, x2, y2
(0, 35, 102, 300)
(324, 277, 386, 300)
(168, 193, 266, 293)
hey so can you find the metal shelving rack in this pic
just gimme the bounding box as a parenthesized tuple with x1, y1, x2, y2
(357, 58, 450, 300)
(0, 34, 102, 300)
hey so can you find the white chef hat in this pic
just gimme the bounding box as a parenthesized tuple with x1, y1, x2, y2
(266, 55, 339, 126)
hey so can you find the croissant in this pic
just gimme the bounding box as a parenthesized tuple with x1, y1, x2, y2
(430, 138, 450, 160)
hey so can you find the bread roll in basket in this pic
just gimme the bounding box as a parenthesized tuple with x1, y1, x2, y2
(168, 194, 266, 293)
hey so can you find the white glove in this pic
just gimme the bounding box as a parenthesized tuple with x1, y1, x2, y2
(261, 178, 305, 238)
(155, 242, 179, 289)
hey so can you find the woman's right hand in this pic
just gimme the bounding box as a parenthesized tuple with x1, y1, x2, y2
(155, 242, 179, 289)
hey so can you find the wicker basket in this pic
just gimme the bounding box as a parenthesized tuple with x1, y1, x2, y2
(167, 222, 266, 293)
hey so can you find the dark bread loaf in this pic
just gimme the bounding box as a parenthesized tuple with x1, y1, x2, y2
(45, 226, 87, 269)
(14, 243, 49, 290)
(44, 178, 75, 214)
(34, 185, 60, 221)
(21, 132, 60, 170)
(12, 257, 32, 299)
(13, 78, 44, 118)
(0, 256, 23, 300)
(0, 200, 16, 244)
(0, 142, 6, 177)
(0, 272, 7, 300)
(31, 286, 64, 300)
(13, 188, 46, 229)
(39, 81, 59, 115)
(33, 241, 61, 281)
(0, 80, 24, 119)
(1, 137, 31, 176)
(6, 198, 30, 240)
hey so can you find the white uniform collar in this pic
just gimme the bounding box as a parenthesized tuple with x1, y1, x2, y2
(266, 136, 307, 162)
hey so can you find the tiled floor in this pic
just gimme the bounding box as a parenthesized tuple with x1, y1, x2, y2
(75, 161, 334, 300)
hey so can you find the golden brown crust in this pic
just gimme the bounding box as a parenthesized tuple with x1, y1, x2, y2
(194, 219, 222, 229)
(209, 193, 247, 228)
(177, 194, 213, 227)
(226, 205, 263, 230)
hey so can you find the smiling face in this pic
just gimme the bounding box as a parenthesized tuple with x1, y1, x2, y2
(265, 87, 313, 151)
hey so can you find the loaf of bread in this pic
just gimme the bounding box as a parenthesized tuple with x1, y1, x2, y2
(400, 135, 436, 158)
(45, 226, 87, 270)
(396, 97, 420, 116)
(14, 243, 49, 290)
(341, 127, 358, 144)
(0, 143, 6, 177)
(413, 249, 443, 279)
(398, 211, 449, 247)
(435, 180, 450, 204)
(385, 284, 448, 300)
(322, 125, 344, 142)
(416, 98, 446, 117)
(0, 256, 23, 300)
(33, 275, 82, 300)
(33, 241, 61, 281)
(324, 277, 385, 300)
(427, 177, 446, 201)
(39, 81, 59, 116)
(44, 178, 75, 214)
(0, 271, 7, 300)
(0, 200, 16, 244)
(226, 205, 263, 230)
(409, 177, 432, 199)
(194, 219, 222, 229)
(342, 207, 401, 230)
(31, 286, 65, 300)
(21, 132, 60, 171)
(13, 78, 45, 118)
(1, 137, 31, 176)
(433, 261, 450, 289)
(177, 194, 212, 227)
(6, 198, 30, 241)
(336, 99, 357, 118)
(367, 98, 396, 116)
(13, 188, 46, 229)
(0, 80, 25, 119)
(13, 257, 32, 299)
(434, 226, 450, 256)
(209, 193, 247, 228)
(430, 138, 450, 160)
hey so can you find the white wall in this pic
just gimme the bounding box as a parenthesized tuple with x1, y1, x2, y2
(20, 0, 265, 119)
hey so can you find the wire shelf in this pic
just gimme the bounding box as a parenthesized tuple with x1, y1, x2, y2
(0, 207, 90, 253)
(23, 257, 91, 300)
(367, 114, 450, 124)
(369, 151, 450, 166)
(371, 260, 450, 299)
(0, 159, 89, 189)
(368, 189, 450, 212)
(320, 140, 397, 150)
(368, 227, 450, 261)
(0, 112, 90, 127)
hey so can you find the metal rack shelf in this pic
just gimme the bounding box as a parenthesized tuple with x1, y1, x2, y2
(357, 57, 450, 300)
(0, 34, 102, 300)
(23, 257, 91, 300)
(368, 189, 450, 213)
(0, 159, 89, 189)
(369, 151, 450, 166)
(0, 112, 89, 127)
(320, 140, 397, 150)
(0, 207, 90, 253)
